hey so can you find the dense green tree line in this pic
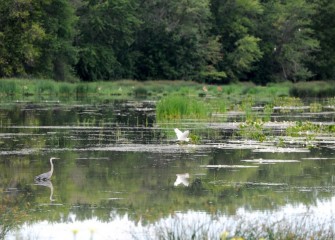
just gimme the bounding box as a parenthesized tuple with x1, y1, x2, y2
(0, 0, 334, 83)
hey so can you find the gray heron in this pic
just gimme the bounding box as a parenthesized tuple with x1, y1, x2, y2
(35, 157, 59, 181)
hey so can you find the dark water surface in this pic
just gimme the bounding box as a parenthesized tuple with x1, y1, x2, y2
(1, 98, 335, 239)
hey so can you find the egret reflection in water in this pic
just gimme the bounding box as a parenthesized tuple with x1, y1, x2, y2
(35, 157, 59, 181)
(34, 180, 55, 201)
(174, 173, 190, 187)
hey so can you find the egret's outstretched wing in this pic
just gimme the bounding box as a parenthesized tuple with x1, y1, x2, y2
(180, 130, 190, 140)
(174, 128, 190, 141)
(174, 128, 183, 139)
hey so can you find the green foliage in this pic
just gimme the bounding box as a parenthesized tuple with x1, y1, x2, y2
(0, 0, 77, 80)
(0, 0, 334, 83)
(311, 0, 335, 79)
(0, 0, 46, 77)
(199, 71, 227, 84)
(255, 0, 319, 82)
(134, 0, 221, 80)
(211, 0, 264, 81)
(231, 35, 263, 74)
(75, 0, 141, 81)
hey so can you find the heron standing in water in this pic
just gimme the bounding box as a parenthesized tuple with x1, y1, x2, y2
(35, 157, 59, 181)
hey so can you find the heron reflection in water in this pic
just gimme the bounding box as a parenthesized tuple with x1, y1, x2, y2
(35, 157, 59, 181)
(34, 179, 55, 201)
(174, 173, 190, 187)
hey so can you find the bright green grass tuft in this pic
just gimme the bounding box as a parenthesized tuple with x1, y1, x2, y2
(156, 95, 208, 121)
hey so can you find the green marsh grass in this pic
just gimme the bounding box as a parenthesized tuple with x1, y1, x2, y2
(156, 95, 208, 121)
(0, 80, 17, 95)
(0, 78, 294, 100)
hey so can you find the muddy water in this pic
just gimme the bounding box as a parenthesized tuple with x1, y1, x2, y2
(0, 98, 335, 239)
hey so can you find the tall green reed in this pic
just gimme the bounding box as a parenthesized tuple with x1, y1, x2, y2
(156, 95, 208, 121)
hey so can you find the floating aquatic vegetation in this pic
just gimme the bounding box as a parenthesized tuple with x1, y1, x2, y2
(241, 159, 300, 164)
(201, 165, 259, 169)
(216, 139, 273, 150)
(208, 180, 287, 187)
(238, 119, 266, 142)
(286, 121, 335, 140)
(252, 147, 310, 153)
(301, 157, 335, 160)
(85, 144, 212, 153)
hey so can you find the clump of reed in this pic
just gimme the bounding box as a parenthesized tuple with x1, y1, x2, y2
(35, 79, 57, 95)
(156, 95, 208, 121)
(0, 80, 17, 95)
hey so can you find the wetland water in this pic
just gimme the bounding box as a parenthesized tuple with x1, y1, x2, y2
(1, 97, 335, 239)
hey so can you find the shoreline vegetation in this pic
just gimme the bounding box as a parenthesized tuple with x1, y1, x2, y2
(0, 78, 334, 99)
(1, 78, 334, 141)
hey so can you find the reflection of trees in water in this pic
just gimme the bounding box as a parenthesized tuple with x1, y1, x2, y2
(1, 150, 334, 229)
(0, 100, 334, 233)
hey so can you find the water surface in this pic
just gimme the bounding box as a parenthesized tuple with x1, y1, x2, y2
(0, 97, 335, 239)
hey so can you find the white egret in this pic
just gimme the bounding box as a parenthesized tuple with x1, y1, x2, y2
(174, 173, 190, 187)
(35, 157, 59, 181)
(174, 128, 190, 142)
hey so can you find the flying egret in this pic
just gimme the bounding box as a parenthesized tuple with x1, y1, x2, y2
(174, 173, 190, 187)
(35, 157, 59, 181)
(174, 128, 190, 142)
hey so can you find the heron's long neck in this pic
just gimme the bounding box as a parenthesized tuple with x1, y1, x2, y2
(50, 158, 54, 174)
